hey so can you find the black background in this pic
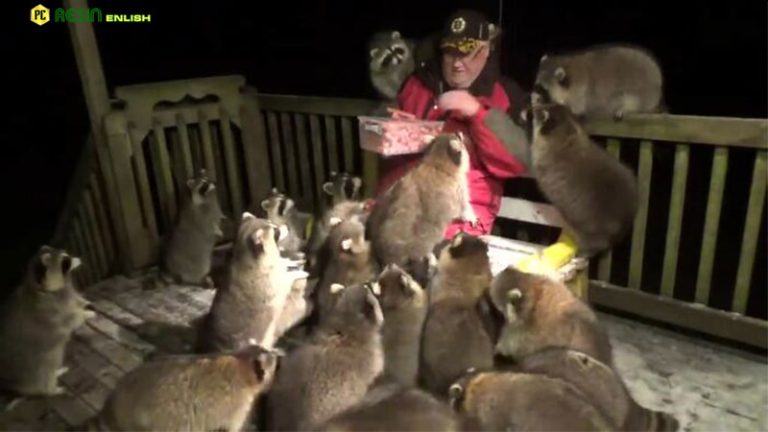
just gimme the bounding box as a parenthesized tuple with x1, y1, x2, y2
(2, 1, 766, 294)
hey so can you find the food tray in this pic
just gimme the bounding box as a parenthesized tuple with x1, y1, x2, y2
(358, 116, 445, 156)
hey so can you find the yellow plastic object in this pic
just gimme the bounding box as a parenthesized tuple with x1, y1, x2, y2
(305, 215, 315, 240)
(516, 231, 578, 274)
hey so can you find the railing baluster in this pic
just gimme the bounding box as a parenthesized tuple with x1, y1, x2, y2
(340, 116, 355, 173)
(266, 111, 286, 192)
(239, 101, 272, 206)
(128, 126, 158, 241)
(294, 113, 314, 211)
(324, 115, 340, 174)
(732, 151, 767, 314)
(280, 112, 300, 199)
(694, 147, 729, 305)
(197, 109, 217, 180)
(90, 172, 115, 264)
(219, 107, 243, 216)
(597, 138, 622, 282)
(309, 114, 327, 212)
(77, 204, 102, 281)
(83, 190, 108, 278)
(72, 216, 94, 286)
(151, 119, 177, 227)
(660, 144, 690, 297)
(628, 140, 654, 290)
(209, 120, 232, 215)
(175, 113, 195, 179)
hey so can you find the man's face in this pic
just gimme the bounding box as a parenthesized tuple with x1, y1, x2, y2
(442, 42, 490, 89)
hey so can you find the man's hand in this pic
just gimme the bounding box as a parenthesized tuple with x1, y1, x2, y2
(438, 90, 481, 118)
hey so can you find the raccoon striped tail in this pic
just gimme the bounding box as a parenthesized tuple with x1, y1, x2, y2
(645, 409, 680, 432)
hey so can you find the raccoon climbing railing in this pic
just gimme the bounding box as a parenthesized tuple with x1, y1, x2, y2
(53, 75, 767, 349)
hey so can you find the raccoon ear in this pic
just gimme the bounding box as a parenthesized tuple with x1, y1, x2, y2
(555, 67, 567, 83)
(329, 217, 343, 227)
(421, 134, 436, 145)
(186, 178, 196, 190)
(400, 274, 417, 297)
(32, 256, 47, 284)
(391, 31, 401, 40)
(330, 283, 346, 294)
(448, 383, 464, 409)
(508, 288, 522, 303)
(450, 233, 464, 249)
(260, 199, 271, 212)
(322, 182, 335, 196)
(352, 177, 362, 194)
(242, 211, 257, 221)
(276, 224, 289, 243)
(370, 48, 380, 59)
(362, 291, 384, 325)
(540, 54, 548, 63)
(340, 238, 353, 251)
(520, 106, 530, 124)
(567, 351, 593, 370)
(369, 281, 381, 296)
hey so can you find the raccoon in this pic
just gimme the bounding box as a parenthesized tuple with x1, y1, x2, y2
(420, 233, 495, 395)
(368, 133, 476, 267)
(535, 44, 664, 120)
(315, 218, 378, 324)
(323, 172, 363, 206)
(267, 283, 385, 431)
(259, 188, 310, 260)
(0, 246, 94, 395)
(490, 266, 613, 365)
(89, 345, 279, 431)
(319, 379, 462, 432)
(374, 263, 428, 386)
(519, 348, 679, 431)
(155, 170, 225, 288)
(449, 369, 613, 431)
(197, 213, 292, 352)
(525, 102, 638, 256)
(306, 200, 369, 278)
(369, 31, 417, 100)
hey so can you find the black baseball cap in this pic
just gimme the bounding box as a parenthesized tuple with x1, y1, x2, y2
(440, 10, 493, 55)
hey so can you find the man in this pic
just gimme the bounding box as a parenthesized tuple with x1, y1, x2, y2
(374, 9, 530, 237)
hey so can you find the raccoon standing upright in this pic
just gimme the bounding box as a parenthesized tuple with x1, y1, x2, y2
(156, 170, 225, 288)
(368, 133, 476, 267)
(259, 188, 309, 260)
(89, 345, 279, 431)
(315, 218, 378, 324)
(267, 283, 385, 431)
(535, 44, 664, 120)
(0, 246, 94, 395)
(197, 213, 292, 352)
(374, 263, 428, 386)
(420, 233, 495, 395)
(526, 103, 638, 256)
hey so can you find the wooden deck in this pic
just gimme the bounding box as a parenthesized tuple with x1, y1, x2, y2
(1, 277, 765, 431)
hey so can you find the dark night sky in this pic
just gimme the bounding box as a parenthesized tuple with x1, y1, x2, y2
(1, 1, 766, 289)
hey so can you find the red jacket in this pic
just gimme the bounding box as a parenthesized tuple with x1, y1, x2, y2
(374, 75, 527, 237)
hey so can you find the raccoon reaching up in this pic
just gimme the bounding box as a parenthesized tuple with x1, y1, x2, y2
(306, 200, 368, 277)
(0, 246, 94, 396)
(267, 283, 385, 431)
(260, 188, 310, 260)
(89, 345, 279, 431)
(374, 263, 428, 386)
(535, 44, 665, 120)
(518, 347, 680, 431)
(526, 103, 638, 256)
(368, 133, 476, 267)
(420, 233, 495, 396)
(490, 266, 613, 365)
(323, 171, 363, 206)
(449, 368, 613, 431)
(315, 218, 378, 324)
(197, 213, 292, 352)
(156, 170, 225, 289)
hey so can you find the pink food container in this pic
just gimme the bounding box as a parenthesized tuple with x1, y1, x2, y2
(357, 116, 445, 156)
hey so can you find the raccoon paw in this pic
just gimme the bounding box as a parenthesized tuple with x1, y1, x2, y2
(56, 367, 69, 378)
(45, 385, 66, 396)
(82, 309, 97, 320)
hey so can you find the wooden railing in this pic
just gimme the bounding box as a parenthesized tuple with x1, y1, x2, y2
(53, 75, 767, 348)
